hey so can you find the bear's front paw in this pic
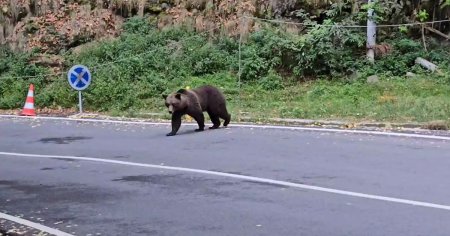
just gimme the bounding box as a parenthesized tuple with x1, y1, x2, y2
(194, 128, 204, 132)
(166, 132, 176, 136)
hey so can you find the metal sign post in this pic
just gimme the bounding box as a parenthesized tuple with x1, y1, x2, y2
(78, 91, 83, 113)
(67, 65, 91, 114)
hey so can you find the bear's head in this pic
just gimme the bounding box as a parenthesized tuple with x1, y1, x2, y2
(163, 92, 187, 114)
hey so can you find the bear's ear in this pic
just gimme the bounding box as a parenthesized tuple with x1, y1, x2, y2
(162, 94, 168, 100)
(177, 88, 186, 93)
(175, 93, 182, 100)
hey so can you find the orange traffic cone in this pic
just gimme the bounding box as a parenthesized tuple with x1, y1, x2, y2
(21, 84, 36, 116)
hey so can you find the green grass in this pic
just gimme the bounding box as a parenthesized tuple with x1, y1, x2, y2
(240, 77, 448, 124)
(1, 69, 449, 126)
(102, 73, 450, 126)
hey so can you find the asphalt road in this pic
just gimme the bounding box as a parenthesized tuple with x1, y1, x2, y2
(1, 116, 450, 236)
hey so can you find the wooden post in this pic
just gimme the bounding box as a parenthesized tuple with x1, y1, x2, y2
(424, 26, 450, 40)
(421, 24, 428, 51)
(366, 0, 377, 63)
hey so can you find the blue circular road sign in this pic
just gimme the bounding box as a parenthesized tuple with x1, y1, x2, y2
(67, 65, 91, 91)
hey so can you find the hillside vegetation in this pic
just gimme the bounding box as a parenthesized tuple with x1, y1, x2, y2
(1, 0, 450, 126)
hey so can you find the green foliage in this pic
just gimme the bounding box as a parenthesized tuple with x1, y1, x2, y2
(240, 45, 273, 81)
(258, 70, 284, 90)
(292, 9, 317, 25)
(178, 36, 232, 76)
(0, 47, 53, 109)
(294, 20, 365, 76)
(0, 46, 12, 73)
(417, 9, 429, 22)
(122, 16, 156, 34)
(325, 0, 354, 21)
(0, 77, 28, 108)
(60, 23, 238, 111)
(0, 48, 47, 78)
(355, 38, 450, 77)
(395, 39, 422, 53)
(359, 1, 386, 23)
(239, 23, 365, 80)
(398, 26, 409, 34)
(442, 0, 450, 9)
(1, 16, 450, 126)
(357, 0, 405, 24)
(239, 28, 293, 81)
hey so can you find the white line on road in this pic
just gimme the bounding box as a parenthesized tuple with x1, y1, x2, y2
(1, 115, 450, 141)
(1, 151, 450, 211)
(0, 212, 74, 236)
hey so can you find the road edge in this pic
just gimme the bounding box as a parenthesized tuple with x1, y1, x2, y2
(1, 114, 449, 141)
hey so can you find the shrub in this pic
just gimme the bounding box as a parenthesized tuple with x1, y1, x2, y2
(259, 70, 284, 90)
(293, 20, 365, 77)
(122, 16, 156, 35)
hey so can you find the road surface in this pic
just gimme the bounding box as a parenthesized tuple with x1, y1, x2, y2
(1, 116, 450, 236)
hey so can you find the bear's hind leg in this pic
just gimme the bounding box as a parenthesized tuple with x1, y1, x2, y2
(218, 106, 231, 127)
(210, 103, 230, 127)
(207, 110, 221, 129)
(223, 113, 231, 127)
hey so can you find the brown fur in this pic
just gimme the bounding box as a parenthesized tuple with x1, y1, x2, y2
(163, 85, 231, 136)
(368, 43, 393, 58)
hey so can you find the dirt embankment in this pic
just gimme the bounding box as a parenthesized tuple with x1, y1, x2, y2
(0, 0, 332, 54)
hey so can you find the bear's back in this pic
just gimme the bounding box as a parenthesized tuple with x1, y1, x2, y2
(191, 85, 226, 110)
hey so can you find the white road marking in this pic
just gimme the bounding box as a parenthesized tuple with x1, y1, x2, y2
(1, 151, 450, 211)
(1, 115, 449, 141)
(0, 212, 74, 236)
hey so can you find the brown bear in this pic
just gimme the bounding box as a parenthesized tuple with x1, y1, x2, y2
(163, 85, 231, 136)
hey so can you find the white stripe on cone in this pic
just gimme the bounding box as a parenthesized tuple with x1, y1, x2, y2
(24, 102, 34, 109)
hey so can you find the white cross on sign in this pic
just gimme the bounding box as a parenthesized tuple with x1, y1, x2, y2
(67, 65, 91, 91)
(75, 70, 89, 85)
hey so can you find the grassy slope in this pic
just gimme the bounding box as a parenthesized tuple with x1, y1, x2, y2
(128, 74, 450, 125)
(1, 20, 449, 127)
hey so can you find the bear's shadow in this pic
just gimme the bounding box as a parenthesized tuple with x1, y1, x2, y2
(176, 130, 198, 135)
(167, 127, 230, 136)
